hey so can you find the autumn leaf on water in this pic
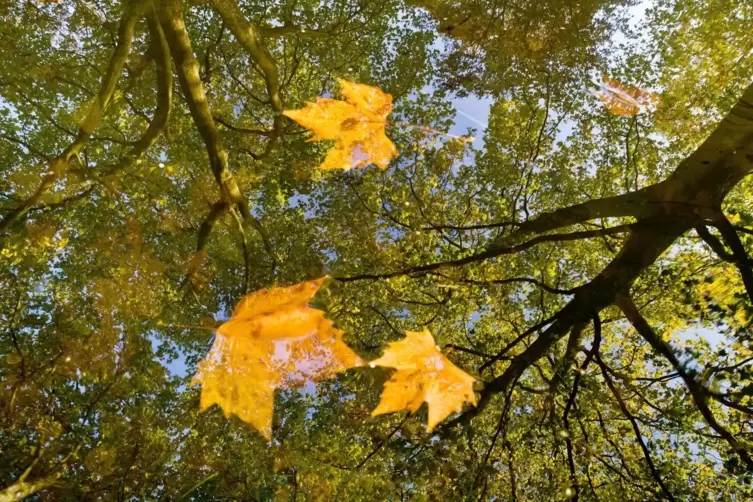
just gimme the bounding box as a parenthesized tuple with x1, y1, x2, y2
(369, 328, 476, 430)
(590, 75, 660, 116)
(283, 79, 398, 170)
(191, 277, 363, 438)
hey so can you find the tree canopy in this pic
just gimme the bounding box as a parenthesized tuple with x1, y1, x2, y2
(2, 0, 753, 500)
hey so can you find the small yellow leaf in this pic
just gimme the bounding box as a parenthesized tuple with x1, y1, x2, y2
(283, 79, 398, 170)
(370, 328, 476, 430)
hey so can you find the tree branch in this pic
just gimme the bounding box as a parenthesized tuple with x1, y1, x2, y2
(23, 10, 173, 217)
(616, 294, 753, 469)
(450, 276, 575, 295)
(158, 0, 244, 206)
(451, 219, 688, 425)
(336, 224, 634, 282)
(0, 0, 146, 235)
(712, 212, 753, 303)
(695, 224, 736, 262)
(258, 23, 332, 39)
(209, 0, 284, 135)
(0, 132, 51, 161)
(159, 0, 275, 277)
(214, 115, 274, 136)
(596, 352, 676, 501)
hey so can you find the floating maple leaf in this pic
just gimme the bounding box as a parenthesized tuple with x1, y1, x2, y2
(283, 79, 398, 170)
(590, 75, 660, 116)
(191, 277, 363, 438)
(370, 328, 476, 430)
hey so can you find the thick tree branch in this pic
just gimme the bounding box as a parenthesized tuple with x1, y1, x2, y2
(209, 0, 284, 135)
(158, 0, 244, 206)
(564, 316, 602, 421)
(712, 212, 753, 303)
(507, 188, 659, 240)
(455, 219, 688, 425)
(365, 83, 753, 441)
(159, 0, 275, 274)
(0, 444, 81, 502)
(195, 200, 231, 254)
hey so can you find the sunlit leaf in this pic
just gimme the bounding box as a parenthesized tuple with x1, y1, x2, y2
(191, 277, 363, 438)
(283, 79, 398, 170)
(369, 328, 476, 430)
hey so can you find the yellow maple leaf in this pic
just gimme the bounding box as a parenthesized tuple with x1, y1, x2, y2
(283, 79, 398, 170)
(590, 75, 661, 116)
(191, 277, 363, 438)
(369, 328, 476, 430)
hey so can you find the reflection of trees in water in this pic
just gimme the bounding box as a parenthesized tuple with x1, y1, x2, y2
(1, 0, 753, 499)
